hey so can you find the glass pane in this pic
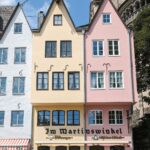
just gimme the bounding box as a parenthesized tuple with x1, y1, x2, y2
(15, 49, 20, 63)
(13, 78, 19, 94)
(89, 111, 95, 124)
(0, 112, 4, 125)
(21, 48, 26, 63)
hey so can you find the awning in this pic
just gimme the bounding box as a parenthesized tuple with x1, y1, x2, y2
(0, 139, 30, 150)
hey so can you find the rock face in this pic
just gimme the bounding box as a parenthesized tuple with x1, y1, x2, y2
(0, 6, 15, 31)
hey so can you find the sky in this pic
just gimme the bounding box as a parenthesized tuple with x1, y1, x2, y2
(0, 0, 90, 28)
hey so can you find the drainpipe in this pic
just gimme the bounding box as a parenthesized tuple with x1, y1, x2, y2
(128, 28, 136, 150)
(82, 29, 87, 150)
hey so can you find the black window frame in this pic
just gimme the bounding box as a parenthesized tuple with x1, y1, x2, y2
(67, 110, 80, 126)
(45, 41, 57, 58)
(36, 72, 49, 90)
(37, 110, 50, 126)
(53, 15, 62, 26)
(52, 110, 65, 126)
(60, 41, 72, 57)
(68, 72, 80, 90)
(52, 72, 64, 90)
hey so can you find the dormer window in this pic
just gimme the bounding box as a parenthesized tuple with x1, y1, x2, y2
(103, 13, 111, 24)
(14, 23, 22, 33)
(54, 15, 62, 26)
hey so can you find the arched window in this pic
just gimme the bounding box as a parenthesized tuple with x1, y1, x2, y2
(90, 146, 104, 150)
(135, 1, 140, 10)
(56, 146, 67, 150)
(110, 146, 125, 150)
(69, 146, 80, 150)
(0, 16, 3, 31)
(141, 0, 145, 6)
(38, 146, 50, 150)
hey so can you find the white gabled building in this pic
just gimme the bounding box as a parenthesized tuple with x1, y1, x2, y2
(0, 4, 32, 149)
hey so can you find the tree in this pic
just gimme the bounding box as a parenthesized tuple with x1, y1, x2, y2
(133, 7, 150, 104)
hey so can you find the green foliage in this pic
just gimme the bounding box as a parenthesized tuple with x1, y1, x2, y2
(133, 7, 150, 104)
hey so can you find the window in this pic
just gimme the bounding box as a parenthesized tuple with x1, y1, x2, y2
(69, 146, 80, 150)
(13, 77, 25, 95)
(56, 146, 67, 150)
(110, 146, 124, 150)
(14, 47, 26, 64)
(38, 146, 50, 150)
(11, 111, 24, 126)
(52, 72, 64, 90)
(103, 14, 111, 23)
(37, 73, 48, 90)
(0, 77, 6, 96)
(91, 72, 104, 89)
(0, 48, 7, 64)
(90, 146, 104, 150)
(89, 110, 103, 125)
(52, 110, 65, 125)
(14, 23, 22, 33)
(37, 110, 50, 126)
(93, 41, 104, 56)
(109, 110, 123, 124)
(108, 40, 119, 56)
(60, 41, 72, 57)
(0, 111, 4, 126)
(109, 72, 123, 88)
(45, 41, 56, 57)
(54, 15, 62, 25)
(67, 110, 80, 125)
(68, 72, 80, 90)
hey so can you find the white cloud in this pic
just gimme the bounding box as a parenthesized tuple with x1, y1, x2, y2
(0, 0, 16, 5)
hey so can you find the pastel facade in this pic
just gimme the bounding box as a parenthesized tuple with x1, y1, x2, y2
(31, 0, 84, 149)
(85, 0, 138, 150)
(0, 4, 32, 148)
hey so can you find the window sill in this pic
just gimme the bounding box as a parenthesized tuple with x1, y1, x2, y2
(11, 125, 24, 127)
(90, 88, 105, 90)
(108, 55, 120, 57)
(0, 125, 4, 127)
(13, 94, 25, 96)
(109, 88, 124, 90)
(14, 32, 23, 34)
(89, 124, 103, 126)
(0, 94, 6, 96)
(14, 63, 26, 64)
(0, 63, 8, 65)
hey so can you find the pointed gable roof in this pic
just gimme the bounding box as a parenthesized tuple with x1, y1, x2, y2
(33, 0, 79, 32)
(0, 3, 31, 40)
(87, 0, 128, 32)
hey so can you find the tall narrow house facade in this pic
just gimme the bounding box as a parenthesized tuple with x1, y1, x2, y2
(85, 0, 138, 150)
(31, 0, 84, 150)
(0, 4, 32, 149)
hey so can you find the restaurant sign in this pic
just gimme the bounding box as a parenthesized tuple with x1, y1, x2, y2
(45, 128, 123, 135)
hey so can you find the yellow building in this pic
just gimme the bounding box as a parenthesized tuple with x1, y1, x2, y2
(31, 0, 84, 150)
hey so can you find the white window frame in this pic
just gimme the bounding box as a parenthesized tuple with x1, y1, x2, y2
(108, 40, 120, 56)
(90, 71, 105, 89)
(0, 77, 6, 96)
(0, 48, 8, 64)
(14, 23, 22, 34)
(92, 40, 104, 56)
(89, 110, 103, 125)
(11, 111, 24, 127)
(109, 71, 124, 89)
(13, 77, 25, 95)
(109, 109, 124, 125)
(14, 47, 26, 64)
(103, 13, 111, 24)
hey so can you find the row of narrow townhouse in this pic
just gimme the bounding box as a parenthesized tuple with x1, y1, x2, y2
(0, 0, 138, 150)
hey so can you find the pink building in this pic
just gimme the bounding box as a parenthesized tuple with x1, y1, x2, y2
(85, 0, 138, 150)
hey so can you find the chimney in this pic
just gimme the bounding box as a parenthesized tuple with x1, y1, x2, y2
(90, 0, 103, 21)
(38, 11, 45, 28)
